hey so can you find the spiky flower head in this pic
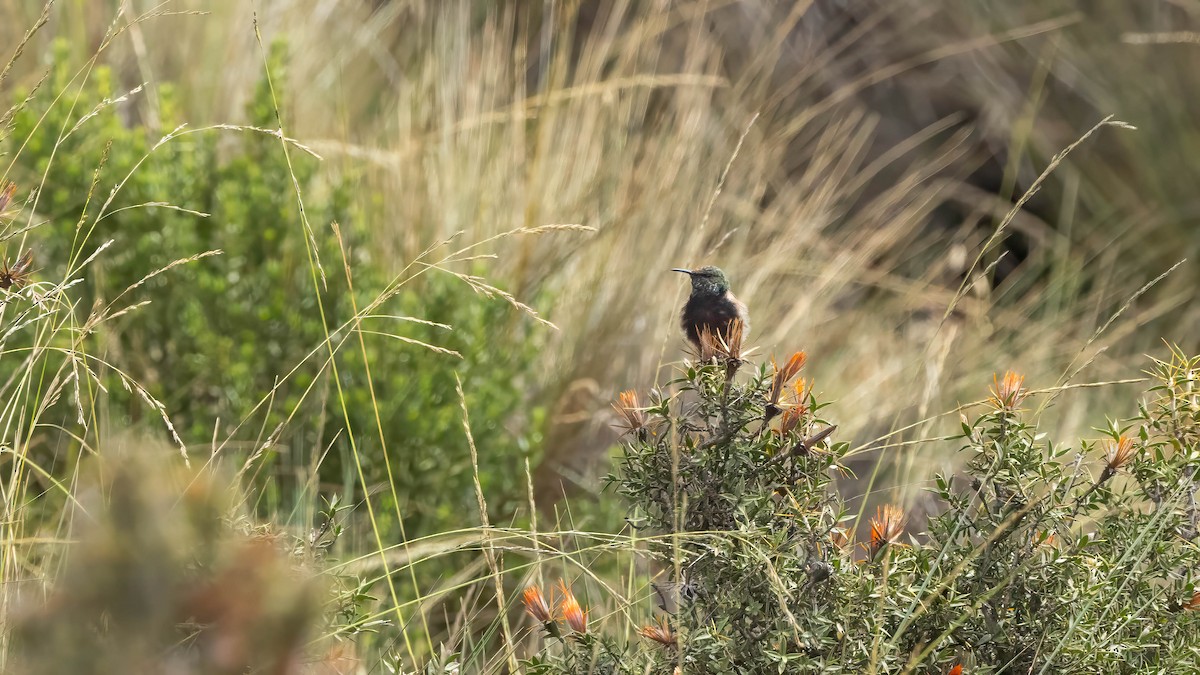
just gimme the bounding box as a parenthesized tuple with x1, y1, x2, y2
(522, 585, 554, 623)
(613, 390, 646, 434)
(1103, 436, 1138, 473)
(698, 318, 745, 363)
(0, 248, 34, 291)
(637, 616, 676, 648)
(868, 504, 906, 556)
(769, 351, 807, 406)
(988, 370, 1028, 410)
(774, 378, 812, 435)
(557, 580, 587, 633)
(777, 405, 802, 437)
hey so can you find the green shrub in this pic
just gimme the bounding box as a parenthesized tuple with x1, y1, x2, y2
(10, 452, 326, 675)
(1, 39, 546, 539)
(519, 336, 1200, 673)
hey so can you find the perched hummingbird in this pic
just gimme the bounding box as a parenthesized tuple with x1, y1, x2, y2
(671, 266, 750, 350)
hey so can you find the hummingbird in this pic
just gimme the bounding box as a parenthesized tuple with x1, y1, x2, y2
(671, 266, 750, 351)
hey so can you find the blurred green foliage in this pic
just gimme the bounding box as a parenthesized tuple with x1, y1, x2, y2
(2, 39, 545, 537)
(12, 453, 325, 675)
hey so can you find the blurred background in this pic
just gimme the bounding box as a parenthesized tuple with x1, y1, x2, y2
(1, 0, 1198, 669)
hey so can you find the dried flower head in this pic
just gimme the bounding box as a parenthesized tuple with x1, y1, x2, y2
(988, 370, 1027, 410)
(697, 325, 719, 362)
(769, 351, 807, 405)
(613, 390, 645, 434)
(557, 580, 588, 633)
(868, 504, 906, 556)
(522, 585, 554, 623)
(1103, 436, 1138, 473)
(698, 319, 745, 362)
(0, 248, 34, 291)
(0, 182, 16, 216)
(723, 319, 745, 359)
(637, 616, 676, 647)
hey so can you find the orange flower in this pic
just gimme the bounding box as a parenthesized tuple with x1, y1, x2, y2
(868, 504, 906, 556)
(775, 379, 812, 437)
(777, 405, 802, 437)
(1103, 436, 1137, 472)
(948, 664, 964, 675)
(791, 378, 811, 407)
(988, 371, 1027, 410)
(1034, 530, 1056, 547)
(637, 616, 676, 647)
(557, 580, 588, 633)
(613, 390, 645, 433)
(769, 351, 807, 405)
(522, 585, 554, 623)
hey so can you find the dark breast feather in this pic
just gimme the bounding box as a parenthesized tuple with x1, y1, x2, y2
(681, 293, 748, 343)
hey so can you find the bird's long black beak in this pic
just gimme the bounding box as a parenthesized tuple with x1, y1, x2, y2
(670, 268, 692, 275)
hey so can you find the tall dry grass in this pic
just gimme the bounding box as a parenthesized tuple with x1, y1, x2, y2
(267, 0, 1194, 510)
(3, 1, 1186, 464)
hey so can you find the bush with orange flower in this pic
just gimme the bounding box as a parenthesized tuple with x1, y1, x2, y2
(540, 344, 1200, 674)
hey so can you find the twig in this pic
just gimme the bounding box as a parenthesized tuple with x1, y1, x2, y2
(764, 425, 838, 469)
